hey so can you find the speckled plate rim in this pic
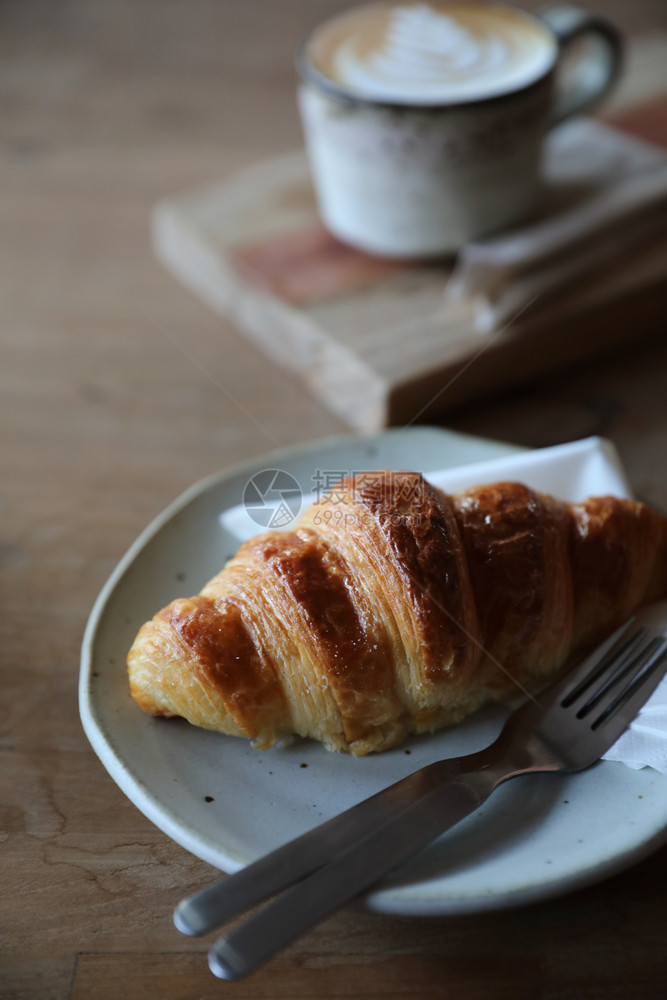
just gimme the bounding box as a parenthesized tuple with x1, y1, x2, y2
(79, 426, 667, 918)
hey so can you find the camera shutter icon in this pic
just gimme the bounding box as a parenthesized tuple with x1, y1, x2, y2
(243, 469, 303, 529)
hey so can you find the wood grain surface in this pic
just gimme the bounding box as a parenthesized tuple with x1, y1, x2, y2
(3, 2, 667, 998)
(152, 120, 667, 430)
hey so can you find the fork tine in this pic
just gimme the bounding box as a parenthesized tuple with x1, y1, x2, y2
(579, 634, 665, 720)
(590, 638, 667, 735)
(548, 619, 636, 709)
(563, 626, 653, 713)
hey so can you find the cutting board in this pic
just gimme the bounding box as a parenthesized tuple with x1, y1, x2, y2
(152, 78, 667, 430)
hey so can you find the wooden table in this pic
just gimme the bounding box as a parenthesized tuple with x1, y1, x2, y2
(3, 2, 667, 997)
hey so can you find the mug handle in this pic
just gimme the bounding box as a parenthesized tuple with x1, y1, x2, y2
(539, 4, 623, 126)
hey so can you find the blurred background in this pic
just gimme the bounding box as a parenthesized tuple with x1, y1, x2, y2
(5, 0, 667, 524)
(3, 0, 667, 546)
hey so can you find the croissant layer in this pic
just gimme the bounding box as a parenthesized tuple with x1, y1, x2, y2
(127, 474, 667, 754)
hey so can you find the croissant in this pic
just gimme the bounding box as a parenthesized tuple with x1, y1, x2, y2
(127, 473, 667, 755)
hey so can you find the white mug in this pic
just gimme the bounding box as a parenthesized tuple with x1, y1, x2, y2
(296, 2, 623, 258)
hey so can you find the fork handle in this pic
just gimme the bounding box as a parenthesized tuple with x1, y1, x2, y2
(175, 762, 433, 936)
(175, 748, 500, 938)
(207, 765, 501, 980)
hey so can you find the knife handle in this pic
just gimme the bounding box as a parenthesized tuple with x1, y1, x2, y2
(207, 767, 497, 980)
(174, 759, 454, 937)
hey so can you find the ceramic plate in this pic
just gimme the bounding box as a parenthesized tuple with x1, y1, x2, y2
(80, 427, 667, 916)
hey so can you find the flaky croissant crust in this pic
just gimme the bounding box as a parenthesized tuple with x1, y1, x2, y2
(127, 474, 667, 755)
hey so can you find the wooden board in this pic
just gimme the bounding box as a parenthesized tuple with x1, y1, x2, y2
(152, 102, 667, 431)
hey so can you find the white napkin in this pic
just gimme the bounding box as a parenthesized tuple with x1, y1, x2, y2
(446, 119, 667, 331)
(219, 437, 667, 773)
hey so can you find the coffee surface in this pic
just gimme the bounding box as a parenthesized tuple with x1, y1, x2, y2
(307, 2, 556, 104)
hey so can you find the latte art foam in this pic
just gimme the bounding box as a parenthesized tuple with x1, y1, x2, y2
(309, 2, 557, 104)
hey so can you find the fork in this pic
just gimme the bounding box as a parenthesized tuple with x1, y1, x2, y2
(174, 619, 667, 980)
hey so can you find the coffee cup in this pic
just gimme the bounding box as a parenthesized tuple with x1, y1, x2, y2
(296, 2, 623, 258)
